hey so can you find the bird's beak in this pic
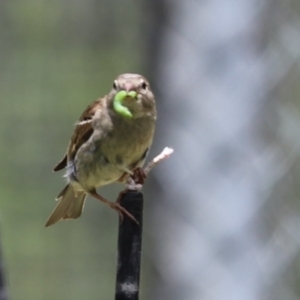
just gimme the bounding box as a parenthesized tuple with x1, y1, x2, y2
(124, 82, 135, 93)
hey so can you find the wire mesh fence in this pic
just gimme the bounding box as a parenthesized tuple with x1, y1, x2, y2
(1, 1, 300, 299)
(147, 1, 300, 300)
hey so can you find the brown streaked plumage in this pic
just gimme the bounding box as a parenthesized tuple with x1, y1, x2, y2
(45, 73, 156, 227)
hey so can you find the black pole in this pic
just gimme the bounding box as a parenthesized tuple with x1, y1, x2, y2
(0, 233, 8, 300)
(115, 191, 144, 300)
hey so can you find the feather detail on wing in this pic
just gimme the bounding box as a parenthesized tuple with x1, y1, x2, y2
(53, 155, 67, 172)
(53, 98, 105, 171)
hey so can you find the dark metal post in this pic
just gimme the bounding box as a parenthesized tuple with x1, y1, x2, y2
(115, 191, 144, 300)
(0, 234, 8, 300)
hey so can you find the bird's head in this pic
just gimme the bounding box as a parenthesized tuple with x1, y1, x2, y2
(110, 73, 156, 118)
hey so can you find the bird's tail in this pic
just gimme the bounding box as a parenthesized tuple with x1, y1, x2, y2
(45, 184, 86, 227)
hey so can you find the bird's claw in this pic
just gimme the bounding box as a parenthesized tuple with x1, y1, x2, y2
(110, 202, 138, 224)
(132, 167, 147, 185)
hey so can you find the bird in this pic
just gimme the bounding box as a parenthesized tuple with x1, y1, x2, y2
(45, 73, 156, 227)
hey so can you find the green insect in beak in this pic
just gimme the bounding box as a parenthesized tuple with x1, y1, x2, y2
(113, 90, 137, 118)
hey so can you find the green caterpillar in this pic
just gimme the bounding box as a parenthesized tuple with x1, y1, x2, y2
(113, 90, 137, 118)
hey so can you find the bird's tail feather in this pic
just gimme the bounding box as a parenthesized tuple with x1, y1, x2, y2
(45, 184, 86, 227)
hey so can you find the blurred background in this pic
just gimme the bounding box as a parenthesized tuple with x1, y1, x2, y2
(1, 0, 300, 299)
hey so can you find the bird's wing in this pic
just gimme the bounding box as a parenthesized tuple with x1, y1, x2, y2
(53, 155, 67, 172)
(53, 98, 104, 171)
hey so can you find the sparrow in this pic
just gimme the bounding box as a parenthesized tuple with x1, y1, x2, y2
(45, 73, 156, 227)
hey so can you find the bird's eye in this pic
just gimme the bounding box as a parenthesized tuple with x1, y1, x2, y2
(113, 81, 118, 89)
(141, 81, 148, 90)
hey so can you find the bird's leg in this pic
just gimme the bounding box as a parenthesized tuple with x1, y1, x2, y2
(132, 167, 147, 184)
(88, 189, 138, 224)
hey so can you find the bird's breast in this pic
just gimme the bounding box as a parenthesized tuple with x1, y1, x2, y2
(73, 116, 155, 190)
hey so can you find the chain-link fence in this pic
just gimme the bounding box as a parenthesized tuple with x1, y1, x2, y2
(1, 1, 300, 299)
(147, 1, 300, 299)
